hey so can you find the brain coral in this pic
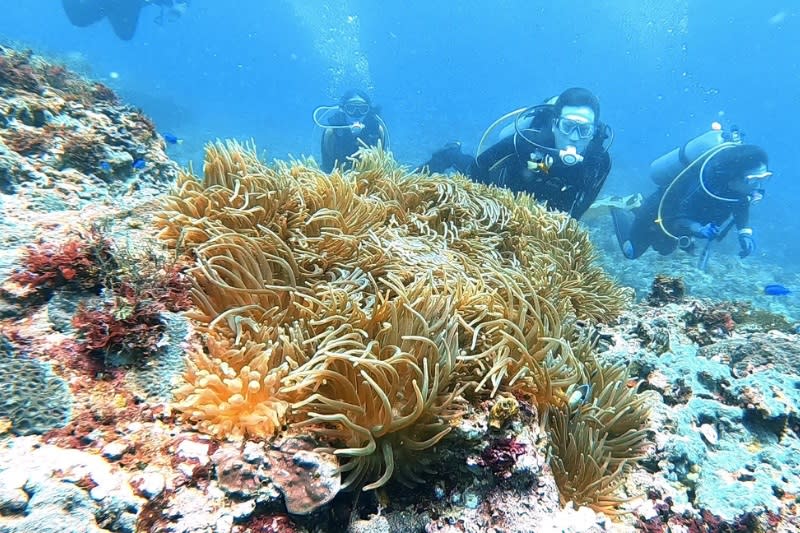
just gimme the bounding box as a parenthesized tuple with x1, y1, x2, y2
(0, 337, 73, 435)
(156, 142, 647, 508)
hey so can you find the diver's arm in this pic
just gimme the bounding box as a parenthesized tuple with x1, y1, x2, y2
(471, 135, 519, 184)
(321, 129, 336, 173)
(732, 203, 750, 230)
(733, 204, 755, 257)
(671, 216, 701, 237)
(571, 152, 611, 219)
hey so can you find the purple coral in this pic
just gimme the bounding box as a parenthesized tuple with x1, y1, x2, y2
(479, 437, 526, 479)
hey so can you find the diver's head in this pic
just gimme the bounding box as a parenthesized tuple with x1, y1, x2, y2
(729, 147, 771, 201)
(551, 88, 601, 156)
(339, 90, 372, 122)
(709, 144, 771, 200)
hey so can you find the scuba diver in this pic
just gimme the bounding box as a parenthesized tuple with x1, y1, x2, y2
(611, 123, 770, 264)
(61, 0, 189, 41)
(419, 87, 613, 220)
(312, 90, 389, 173)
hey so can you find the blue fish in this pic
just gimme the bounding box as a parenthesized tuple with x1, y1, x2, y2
(99, 161, 111, 171)
(163, 133, 180, 145)
(132, 159, 146, 169)
(764, 284, 791, 296)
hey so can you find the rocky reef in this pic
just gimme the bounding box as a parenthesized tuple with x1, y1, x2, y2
(0, 45, 798, 533)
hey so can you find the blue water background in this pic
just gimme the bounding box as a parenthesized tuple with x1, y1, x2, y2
(1, 1, 798, 296)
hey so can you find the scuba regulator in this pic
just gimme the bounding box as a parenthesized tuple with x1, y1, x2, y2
(526, 145, 583, 174)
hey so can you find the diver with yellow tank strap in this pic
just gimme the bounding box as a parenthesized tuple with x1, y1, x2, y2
(611, 123, 771, 262)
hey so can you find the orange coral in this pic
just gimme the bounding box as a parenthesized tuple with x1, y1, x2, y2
(173, 334, 289, 439)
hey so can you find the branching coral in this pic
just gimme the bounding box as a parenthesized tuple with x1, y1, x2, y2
(59, 130, 106, 171)
(157, 141, 647, 506)
(0, 47, 41, 92)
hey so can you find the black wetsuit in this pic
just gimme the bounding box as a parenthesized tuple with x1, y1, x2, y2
(470, 129, 611, 219)
(62, 0, 178, 40)
(321, 111, 385, 173)
(621, 166, 751, 258)
(422, 128, 611, 220)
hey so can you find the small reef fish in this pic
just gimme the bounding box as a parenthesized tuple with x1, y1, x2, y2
(764, 284, 791, 296)
(99, 161, 111, 171)
(568, 383, 593, 410)
(132, 159, 146, 169)
(163, 133, 181, 145)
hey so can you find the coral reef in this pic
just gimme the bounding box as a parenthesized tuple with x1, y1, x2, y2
(156, 140, 648, 510)
(0, 45, 176, 200)
(683, 300, 736, 346)
(607, 299, 800, 529)
(4, 42, 798, 532)
(0, 338, 72, 435)
(646, 274, 686, 306)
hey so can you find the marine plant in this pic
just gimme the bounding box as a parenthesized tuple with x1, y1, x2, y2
(72, 296, 165, 359)
(156, 141, 648, 509)
(11, 229, 114, 292)
(67, 242, 193, 361)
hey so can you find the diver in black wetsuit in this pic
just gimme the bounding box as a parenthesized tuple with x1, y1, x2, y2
(611, 142, 770, 260)
(312, 90, 389, 173)
(420, 87, 613, 220)
(62, 0, 188, 41)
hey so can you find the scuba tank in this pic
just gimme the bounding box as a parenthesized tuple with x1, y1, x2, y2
(649, 123, 735, 185)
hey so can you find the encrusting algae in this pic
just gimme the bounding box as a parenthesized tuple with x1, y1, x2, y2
(155, 141, 650, 511)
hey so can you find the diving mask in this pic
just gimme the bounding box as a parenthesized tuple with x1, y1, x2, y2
(745, 170, 772, 182)
(342, 101, 369, 117)
(555, 116, 595, 139)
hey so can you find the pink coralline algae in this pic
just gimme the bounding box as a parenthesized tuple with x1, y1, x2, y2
(479, 437, 527, 479)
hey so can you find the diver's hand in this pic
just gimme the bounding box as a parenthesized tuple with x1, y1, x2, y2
(738, 228, 755, 258)
(690, 222, 720, 240)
